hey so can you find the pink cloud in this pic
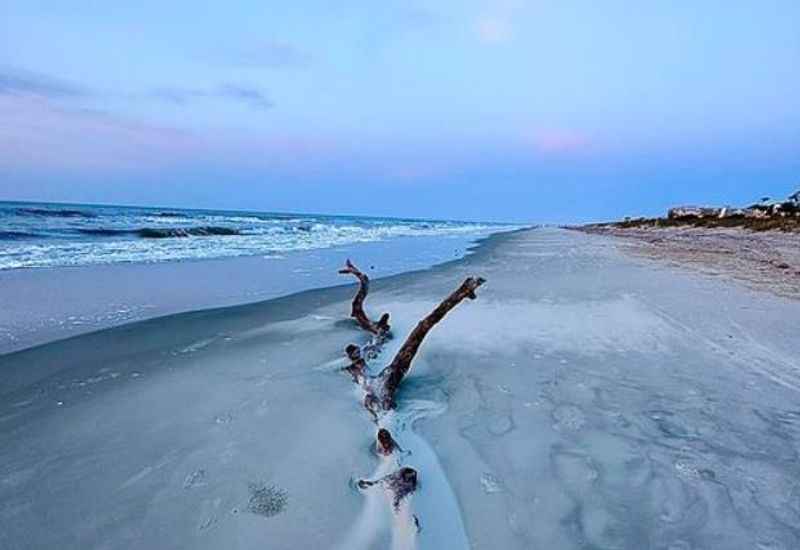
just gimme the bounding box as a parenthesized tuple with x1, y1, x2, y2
(0, 94, 205, 172)
(0, 94, 351, 177)
(527, 130, 593, 155)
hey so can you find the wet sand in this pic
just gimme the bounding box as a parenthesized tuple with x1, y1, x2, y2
(0, 233, 486, 355)
(2, 228, 799, 549)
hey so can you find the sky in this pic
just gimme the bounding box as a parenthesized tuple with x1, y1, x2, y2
(0, 1, 798, 223)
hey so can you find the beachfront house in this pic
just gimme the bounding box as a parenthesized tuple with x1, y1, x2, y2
(667, 206, 723, 220)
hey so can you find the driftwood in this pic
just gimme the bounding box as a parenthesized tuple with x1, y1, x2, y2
(340, 270, 484, 531)
(342, 344, 366, 383)
(358, 467, 418, 509)
(377, 276, 485, 409)
(376, 428, 400, 456)
(339, 260, 390, 336)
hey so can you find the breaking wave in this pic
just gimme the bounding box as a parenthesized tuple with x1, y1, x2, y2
(79, 226, 241, 238)
(15, 207, 96, 219)
(0, 202, 519, 269)
(137, 226, 241, 238)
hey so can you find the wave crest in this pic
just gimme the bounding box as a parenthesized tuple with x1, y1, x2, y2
(16, 207, 96, 219)
(137, 226, 240, 238)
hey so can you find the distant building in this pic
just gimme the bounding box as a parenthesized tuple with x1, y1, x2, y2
(666, 188, 800, 222)
(667, 206, 723, 219)
(723, 207, 747, 217)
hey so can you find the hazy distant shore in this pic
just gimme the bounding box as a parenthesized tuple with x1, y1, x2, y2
(573, 223, 800, 300)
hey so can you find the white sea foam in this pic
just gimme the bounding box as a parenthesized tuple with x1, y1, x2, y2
(0, 202, 517, 269)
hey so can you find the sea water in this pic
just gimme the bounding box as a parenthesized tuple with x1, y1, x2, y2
(0, 201, 520, 353)
(0, 201, 513, 270)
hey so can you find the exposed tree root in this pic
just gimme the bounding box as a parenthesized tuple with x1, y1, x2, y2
(339, 260, 391, 336)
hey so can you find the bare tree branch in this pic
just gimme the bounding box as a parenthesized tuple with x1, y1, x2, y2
(339, 259, 390, 336)
(377, 276, 485, 409)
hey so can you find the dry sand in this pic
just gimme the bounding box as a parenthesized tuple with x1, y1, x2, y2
(575, 224, 800, 300)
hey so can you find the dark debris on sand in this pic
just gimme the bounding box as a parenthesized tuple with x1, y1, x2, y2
(247, 482, 288, 517)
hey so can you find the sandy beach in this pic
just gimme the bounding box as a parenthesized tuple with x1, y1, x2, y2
(576, 224, 800, 300)
(4, 1, 799, 548)
(2, 227, 799, 549)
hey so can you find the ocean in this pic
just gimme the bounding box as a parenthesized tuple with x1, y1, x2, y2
(0, 201, 520, 353)
(0, 201, 513, 270)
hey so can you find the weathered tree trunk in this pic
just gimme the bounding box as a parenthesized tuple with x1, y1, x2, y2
(339, 260, 390, 336)
(378, 276, 485, 409)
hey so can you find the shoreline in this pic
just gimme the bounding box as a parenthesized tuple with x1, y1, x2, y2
(0, 228, 521, 375)
(572, 223, 800, 301)
(0, 230, 521, 355)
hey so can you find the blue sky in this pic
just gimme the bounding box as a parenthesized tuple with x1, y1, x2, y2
(1, 1, 798, 222)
